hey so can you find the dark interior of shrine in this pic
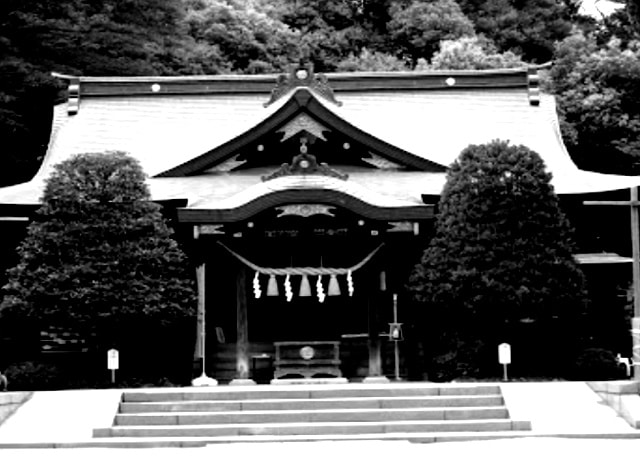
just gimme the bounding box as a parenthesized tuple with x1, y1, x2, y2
(201, 206, 413, 344)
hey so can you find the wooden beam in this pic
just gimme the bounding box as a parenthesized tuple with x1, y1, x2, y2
(177, 190, 435, 223)
(584, 200, 640, 206)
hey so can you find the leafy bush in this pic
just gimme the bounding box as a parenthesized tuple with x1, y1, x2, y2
(3, 359, 186, 390)
(4, 361, 65, 391)
(572, 348, 624, 380)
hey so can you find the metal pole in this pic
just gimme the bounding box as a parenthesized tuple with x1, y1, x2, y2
(393, 293, 400, 381)
(199, 263, 207, 377)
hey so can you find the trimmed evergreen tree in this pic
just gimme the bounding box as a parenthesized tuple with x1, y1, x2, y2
(408, 140, 586, 379)
(0, 152, 196, 383)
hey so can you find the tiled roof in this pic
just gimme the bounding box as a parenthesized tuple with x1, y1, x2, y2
(1, 68, 639, 212)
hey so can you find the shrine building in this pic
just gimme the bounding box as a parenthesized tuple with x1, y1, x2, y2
(1, 65, 639, 383)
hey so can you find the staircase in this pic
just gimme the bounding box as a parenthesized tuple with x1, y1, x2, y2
(93, 383, 531, 445)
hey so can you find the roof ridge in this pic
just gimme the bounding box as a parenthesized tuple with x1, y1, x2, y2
(53, 67, 533, 82)
(52, 67, 532, 99)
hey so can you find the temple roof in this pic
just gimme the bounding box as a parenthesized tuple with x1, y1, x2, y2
(1, 67, 639, 218)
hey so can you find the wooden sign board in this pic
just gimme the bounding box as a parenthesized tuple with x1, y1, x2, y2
(498, 343, 511, 365)
(107, 348, 119, 370)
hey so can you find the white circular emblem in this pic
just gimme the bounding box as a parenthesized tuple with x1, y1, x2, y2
(300, 346, 315, 360)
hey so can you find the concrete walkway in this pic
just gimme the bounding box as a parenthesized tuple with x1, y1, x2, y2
(0, 381, 638, 447)
(1, 438, 640, 466)
(0, 438, 638, 466)
(500, 382, 639, 436)
(0, 388, 122, 444)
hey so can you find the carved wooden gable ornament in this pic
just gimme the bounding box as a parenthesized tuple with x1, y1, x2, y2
(264, 64, 342, 108)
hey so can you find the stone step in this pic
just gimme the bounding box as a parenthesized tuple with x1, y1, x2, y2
(119, 394, 505, 413)
(114, 406, 509, 425)
(95, 419, 528, 438)
(121, 385, 501, 403)
(95, 384, 529, 445)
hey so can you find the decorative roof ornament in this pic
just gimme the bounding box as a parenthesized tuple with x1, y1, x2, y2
(52, 73, 80, 115)
(527, 67, 540, 106)
(275, 204, 336, 218)
(264, 64, 342, 107)
(261, 138, 348, 181)
(206, 154, 247, 172)
(361, 152, 405, 170)
(278, 113, 329, 142)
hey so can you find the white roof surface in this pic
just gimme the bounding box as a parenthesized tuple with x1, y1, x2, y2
(1, 69, 638, 209)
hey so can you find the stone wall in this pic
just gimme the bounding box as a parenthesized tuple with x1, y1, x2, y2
(588, 381, 640, 428)
(0, 392, 31, 426)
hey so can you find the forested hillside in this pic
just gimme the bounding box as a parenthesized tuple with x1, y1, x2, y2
(1, 0, 639, 186)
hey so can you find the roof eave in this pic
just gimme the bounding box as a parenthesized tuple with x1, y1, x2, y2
(177, 189, 435, 223)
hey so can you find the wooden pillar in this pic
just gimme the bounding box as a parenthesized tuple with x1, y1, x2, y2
(631, 187, 640, 380)
(191, 236, 217, 386)
(364, 270, 389, 383)
(230, 266, 256, 385)
(194, 263, 205, 362)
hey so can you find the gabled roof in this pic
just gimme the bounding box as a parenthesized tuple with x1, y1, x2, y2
(1, 67, 639, 218)
(158, 88, 445, 177)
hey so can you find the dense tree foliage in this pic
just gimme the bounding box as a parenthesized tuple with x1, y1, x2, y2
(181, 0, 300, 73)
(1, 0, 185, 75)
(632, 0, 640, 30)
(0, 152, 196, 353)
(388, 0, 475, 64)
(1, 0, 638, 186)
(550, 32, 640, 173)
(336, 48, 409, 71)
(611, 0, 640, 33)
(0, 0, 190, 186)
(408, 141, 586, 379)
(427, 36, 525, 69)
(598, 8, 637, 44)
(267, 0, 373, 70)
(457, 0, 577, 62)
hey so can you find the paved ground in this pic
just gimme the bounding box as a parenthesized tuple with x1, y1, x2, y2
(0, 438, 639, 466)
(500, 382, 638, 435)
(0, 381, 639, 463)
(0, 388, 121, 444)
(1, 381, 637, 444)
